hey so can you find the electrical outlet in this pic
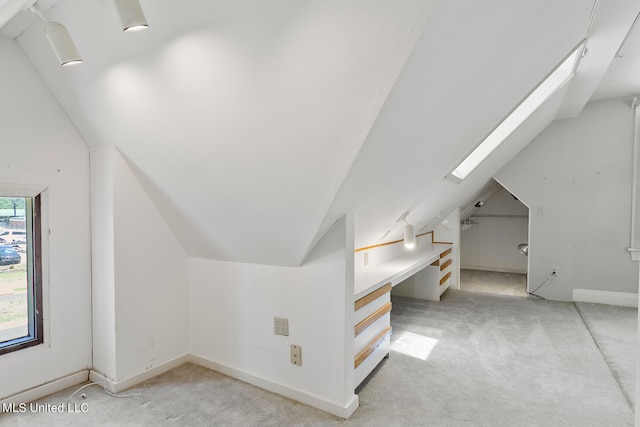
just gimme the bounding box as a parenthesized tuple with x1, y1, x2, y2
(290, 344, 302, 366)
(274, 317, 289, 336)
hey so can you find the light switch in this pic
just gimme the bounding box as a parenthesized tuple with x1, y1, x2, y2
(274, 317, 289, 336)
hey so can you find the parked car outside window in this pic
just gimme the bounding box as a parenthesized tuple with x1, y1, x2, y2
(0, 245, 21, 266)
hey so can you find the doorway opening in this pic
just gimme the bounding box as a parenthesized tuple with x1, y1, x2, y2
(459, 180, 529, 297)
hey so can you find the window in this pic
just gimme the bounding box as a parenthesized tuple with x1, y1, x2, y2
(448, 40, 586, 182)
(0, 195, 43, 355)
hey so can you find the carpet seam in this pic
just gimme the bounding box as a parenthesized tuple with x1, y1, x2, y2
(573, 302, 634, 412)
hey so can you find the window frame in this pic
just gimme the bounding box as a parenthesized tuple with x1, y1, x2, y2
(0, 194, 43, 355)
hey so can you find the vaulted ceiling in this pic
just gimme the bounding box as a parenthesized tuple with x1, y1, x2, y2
(2, 0, 640, 266)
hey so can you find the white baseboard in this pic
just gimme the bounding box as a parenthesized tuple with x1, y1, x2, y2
(2, 354, 360, 419)
(188, 354, 359, 419)
(461, 265, 527, 274)
(573, 289, 638, 308)
(0, 370, 89, 406)
(89, 354, 190, 393)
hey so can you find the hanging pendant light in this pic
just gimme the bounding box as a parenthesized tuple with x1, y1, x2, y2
(404, 224, 416, 250)
(113, 0, 149, 32)
(28, 4, 82, 67)
(45, 21, 82, 66)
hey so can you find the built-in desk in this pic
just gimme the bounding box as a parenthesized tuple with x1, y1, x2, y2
(353, 242, 452, 387)
(354, 242, 452, 299)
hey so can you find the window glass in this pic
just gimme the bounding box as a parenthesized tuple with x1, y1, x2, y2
(0, 195, 42, 354)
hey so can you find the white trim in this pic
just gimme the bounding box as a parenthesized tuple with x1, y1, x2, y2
(0, 370, 88, 405)
(89, 354, 189, 393)
(0, 184, 47, 198)
(39, 190, 51, 350)
(188, 354, 359, 419)
(628, 248, 640, 262)
(573, 289, 638, 308)
(460, 265, 528, 275)
(2, 354, 360, 419)
(631, 106, 640, 255)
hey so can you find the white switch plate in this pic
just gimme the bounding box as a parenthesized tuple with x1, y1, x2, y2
(290, 344, 302, 366)
(274, 317, 289, 336)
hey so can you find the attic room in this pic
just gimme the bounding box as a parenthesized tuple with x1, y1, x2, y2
(1, 0, 640, 425)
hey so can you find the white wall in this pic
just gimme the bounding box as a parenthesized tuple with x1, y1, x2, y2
(496, 98, 639, 301)
(433, 209, 460, 289)
(113, 149, 189, 380)
(91, 146, 189, 383)
(0, 38, 92, 398)
(90, 148, 117, 380)
(189, 218, 356, 416)
(354, 232, 434, 273)
(460, 188, 529, 273)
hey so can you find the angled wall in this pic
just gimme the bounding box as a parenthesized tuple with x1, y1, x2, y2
(188, 217, 357, 417)
(0, 38, 92, 399)
(496, 98, 639, 301)
(91, 146, 189, 385)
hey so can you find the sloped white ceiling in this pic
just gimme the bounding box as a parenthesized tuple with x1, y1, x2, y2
(591, 7, 640, 101)
(323, 0, 640, 251)
(7, 0, 640, 265)
(319, 0, 596, 250)
(14, 0, 435, 265)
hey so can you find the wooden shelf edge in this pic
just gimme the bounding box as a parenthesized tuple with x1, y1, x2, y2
(440, 248, 452, 258)
(354, 302, 392, 337)
(354, 326, 392, 369)
(355, 282, 391, 311)
(440, 272, 451, 286)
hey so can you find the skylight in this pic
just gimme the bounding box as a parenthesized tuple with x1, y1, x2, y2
(449, 40, 586, 182)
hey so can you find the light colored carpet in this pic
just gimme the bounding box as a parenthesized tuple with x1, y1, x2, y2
(575, 302, 637, 408)
(460, 269, 527, 297)
(0, 290, 634, 426)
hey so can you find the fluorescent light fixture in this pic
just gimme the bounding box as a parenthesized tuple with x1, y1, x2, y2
(449, 40, 585, 182)
(404, 224, 415, 249)
(114, 0, 149, 32)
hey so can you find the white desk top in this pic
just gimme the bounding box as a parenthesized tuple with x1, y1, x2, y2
(354, 242, 452, 299)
